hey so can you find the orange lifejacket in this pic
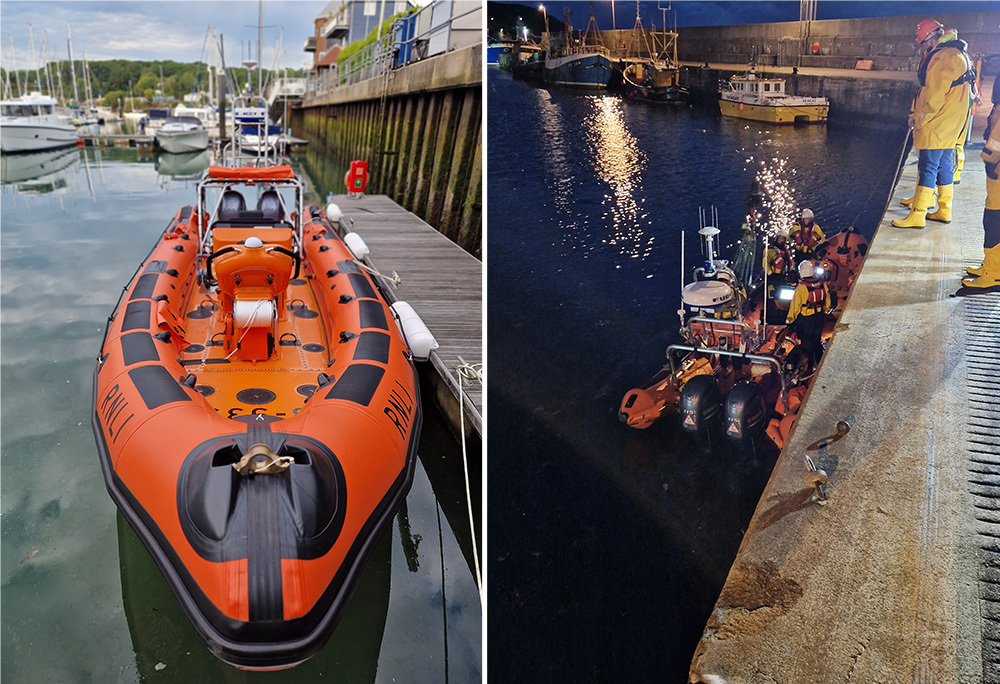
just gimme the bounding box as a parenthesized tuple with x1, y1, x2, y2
(803, 280, 827, 314)
(794, 225, 819, 250)
(770, 245, 792, 273)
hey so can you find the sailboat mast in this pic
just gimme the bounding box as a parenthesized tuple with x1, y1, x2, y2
(67, 24, 79, 104)
(28, 24, 42, 93)
(10, 35, 23, 96)
(257, 0, 264, 97)
(42, 30, 54, 97)
(53, 39, 65, 103)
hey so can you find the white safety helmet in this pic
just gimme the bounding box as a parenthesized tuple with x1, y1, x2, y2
(798, 260, 815, 279)
(801, 208, 814, 221)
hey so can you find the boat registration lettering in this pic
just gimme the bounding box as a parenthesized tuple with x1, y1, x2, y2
(99, 383, 135, 444)
(383, 380, 414, 439)
(226, 406, 289, 419)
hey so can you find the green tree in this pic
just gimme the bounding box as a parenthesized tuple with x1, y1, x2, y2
(135, 72, 158, 94)
(103, 89, 127, 108)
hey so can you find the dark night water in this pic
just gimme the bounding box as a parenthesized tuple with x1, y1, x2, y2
(486, 68, 903, 681)
(1, 145, 481, 682)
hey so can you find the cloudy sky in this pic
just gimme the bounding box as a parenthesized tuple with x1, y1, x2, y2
(1, 1, 346, 72)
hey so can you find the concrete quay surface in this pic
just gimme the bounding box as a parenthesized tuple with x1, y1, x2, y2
(690, 116, 1000, 680)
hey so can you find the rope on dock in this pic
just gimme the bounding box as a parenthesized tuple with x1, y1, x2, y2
(353, 258, 401, 288)
(456, 357, 483, 600)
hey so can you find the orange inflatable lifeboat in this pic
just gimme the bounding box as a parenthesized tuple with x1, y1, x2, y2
(91, 163, 420, 669)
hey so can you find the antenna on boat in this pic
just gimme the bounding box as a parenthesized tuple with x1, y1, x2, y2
(678, 227, 686, 332)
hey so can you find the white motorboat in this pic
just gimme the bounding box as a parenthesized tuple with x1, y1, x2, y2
(1, 92, 79, 153)
(155, 116, 209, 153)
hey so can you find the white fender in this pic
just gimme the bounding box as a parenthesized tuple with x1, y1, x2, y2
(325, 202, 342, 226)
(343, 232, 370, 260)
(391, 301, 438, 361)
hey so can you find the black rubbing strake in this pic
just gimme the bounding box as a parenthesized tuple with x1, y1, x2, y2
(358, 300, 389, 330)
(129, 365, 193, 410)
(121, 301, 152, 332)
(130, 273, 158, 301)
(325, 364, 384, 406)
(352, 332, 391, 364)
(348, 273, 376, 300)
(121, 332, 160, 365)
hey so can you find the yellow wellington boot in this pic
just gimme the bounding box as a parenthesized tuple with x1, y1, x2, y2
(962, 245, 1000, 288)
(954, 145, 965, 184)
(967, 263, 985, 277)
(901, 187, 937, 209)
(927, 184, 953, 223)
(892, 186, 934, 228)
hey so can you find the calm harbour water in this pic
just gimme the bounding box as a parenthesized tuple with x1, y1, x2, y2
(487, 67, 903, 681)
(0, 144, 481, 682)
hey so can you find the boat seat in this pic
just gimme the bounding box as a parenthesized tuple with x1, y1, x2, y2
(258, 190, 284, 221)
(218, 190, 246, 221)
(212, 209, 293, 229)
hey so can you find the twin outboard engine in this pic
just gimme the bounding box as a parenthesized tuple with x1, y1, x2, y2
(680, 374, 722, 432)
(723, 381, 766, 440)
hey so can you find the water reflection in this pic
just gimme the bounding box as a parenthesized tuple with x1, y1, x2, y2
(1, 147, 80, 190)
(584, 95, 651, 260)
(155, 149, 212, 185)
(118, 512, 390, 683)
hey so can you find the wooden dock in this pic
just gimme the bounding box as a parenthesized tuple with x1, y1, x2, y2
(329, 194, 482, 439)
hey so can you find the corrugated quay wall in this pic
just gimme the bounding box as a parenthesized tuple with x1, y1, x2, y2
(295, 87, 482, 260)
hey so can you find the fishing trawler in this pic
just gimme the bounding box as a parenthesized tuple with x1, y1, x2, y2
(618, 204, 866, 448)
(719, 67, 829, 124)
(512, 10, 611, 88)
(620, 14, 686, 102)
(93, 85, 426, 670)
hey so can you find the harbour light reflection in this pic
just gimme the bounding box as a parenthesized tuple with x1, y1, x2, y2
(584, 95, 652, 261)
(535, 87, 573, 217)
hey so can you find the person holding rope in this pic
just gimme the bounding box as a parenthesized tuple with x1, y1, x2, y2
(893, 19, 976, 229)
(962, 73, 1000, 289)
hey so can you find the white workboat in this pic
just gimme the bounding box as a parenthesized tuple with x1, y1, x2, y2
(155, 116, 210, 153)
(1, 92, 79, 153)
(719, 68, 829, 124)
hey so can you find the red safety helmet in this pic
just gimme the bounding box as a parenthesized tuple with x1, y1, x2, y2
(916, 18, 943, 44)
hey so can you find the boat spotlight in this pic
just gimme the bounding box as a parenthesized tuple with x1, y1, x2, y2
(814, 265, 826, 278)
(776, 285, 796, 302)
